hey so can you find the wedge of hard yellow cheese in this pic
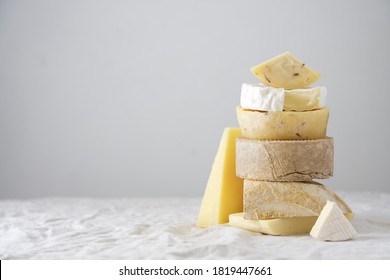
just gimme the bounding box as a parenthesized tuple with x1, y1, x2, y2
(236, 137, 334, 181)
(250, 51, 320, 89)
(244, 180, 352, 220)
(236, 106, 328, 140)
(197, 128, 244, 228)
(229, 212, 354, 236)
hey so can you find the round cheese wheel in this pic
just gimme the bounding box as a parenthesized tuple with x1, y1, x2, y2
(236, 137, 334, 181)
(236, 106, 329, 140)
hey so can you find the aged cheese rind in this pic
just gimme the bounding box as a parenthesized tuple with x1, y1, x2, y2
(236, 137, 334, 181)
(197, 128, 244, 228)
(250, 51, 320, 89)
(310, 201, 357, 241)
(229, 212, 354, 236)
(236, 106, 329, 140)
(241, 83, 327, 112)
(244, 180, 352, 220)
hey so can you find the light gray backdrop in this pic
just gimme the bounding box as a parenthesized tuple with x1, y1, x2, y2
(0, 0, 389, 198)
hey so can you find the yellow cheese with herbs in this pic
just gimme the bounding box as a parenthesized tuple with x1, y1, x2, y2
(250, 51, 320, 89)
(197, 128, 244, 227)
(229, 212, 354, 236)
(236, 106, 329, 140)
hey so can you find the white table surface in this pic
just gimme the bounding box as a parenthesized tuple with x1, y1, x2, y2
(1, 191, 389, 259)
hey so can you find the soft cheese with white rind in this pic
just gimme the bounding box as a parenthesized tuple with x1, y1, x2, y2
(250, 51, 320, 89)
(240, 83, 284, 111)
(241, 83, 327, 112)
(236, 106, 329, 140)
(197, 128, 244, 228)
(244, 180, 352, 220)
(310, 201, 357, 241)
(229, 212, 354, 236)
(236, 137, 333, 181)
(284, 87, 327, 111)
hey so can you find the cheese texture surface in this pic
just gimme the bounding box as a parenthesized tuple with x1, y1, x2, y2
(240, 83, 284, 111)
(244, 180, 352, 220)
(229, 212, 354, 236)
(241, 83, 327, 112)
(236, 137, 334, 181)
(284, 87, 327, 111)
(236, 106, 329, 140)
(310, 201, 357, 241)
(250, 51, 320, 89)
(197, 128, 244, 227)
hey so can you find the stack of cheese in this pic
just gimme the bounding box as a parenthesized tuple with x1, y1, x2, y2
(197, 52, 357, 241)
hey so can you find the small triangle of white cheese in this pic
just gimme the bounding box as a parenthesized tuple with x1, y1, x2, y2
(310, 201, 357, 241)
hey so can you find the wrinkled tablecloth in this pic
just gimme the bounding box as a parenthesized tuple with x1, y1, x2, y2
(1, 191, 389, 259)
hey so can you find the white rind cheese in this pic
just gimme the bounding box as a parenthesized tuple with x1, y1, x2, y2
(310, 201, 357, 241)
(240, 83, 327, 112)
(284, 87, 327, 111)
(240, 83, 284, 111)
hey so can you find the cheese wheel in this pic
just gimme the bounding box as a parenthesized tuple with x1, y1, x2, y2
(229, 212, 354, 236)
(236, 137, 334, 181)
(236, 106, 329, 140)
(243, 180, 352, 220)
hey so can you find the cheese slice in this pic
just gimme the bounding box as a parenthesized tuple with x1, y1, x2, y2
(236, 137, 333, 181)
(284, 87, 327, 111)
(244, 180, 352, 220)
(310, 201, 357, 241)
(236, 106, 329, 140)
(240, 83, 284, 111)
(250, 51, 320, 89)
(229, 212, 354, 236)
(240, 83, 327, 112)
(196, 128, 244, 227)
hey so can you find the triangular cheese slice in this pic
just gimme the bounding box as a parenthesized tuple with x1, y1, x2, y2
(196, 128, 244, 227)
(310, 201, 357, 241)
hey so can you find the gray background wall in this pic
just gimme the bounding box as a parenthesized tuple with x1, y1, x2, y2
(0, 0, 389, 198)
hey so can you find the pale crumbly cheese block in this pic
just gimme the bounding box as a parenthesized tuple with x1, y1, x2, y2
(197, 128, 244, 227)
(236, 106, 329, 140)
(241, 83, 327, 112)
(310, 201, 357, 241)
(236, 137, 333, 181)
(229, 212, 354, 236)
(244, 180, 352, 220)
(250, 51, 320, 89)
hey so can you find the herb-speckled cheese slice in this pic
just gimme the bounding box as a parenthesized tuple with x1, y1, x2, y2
(250, 51, 320, 89)
(236, 106, 329, 140)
